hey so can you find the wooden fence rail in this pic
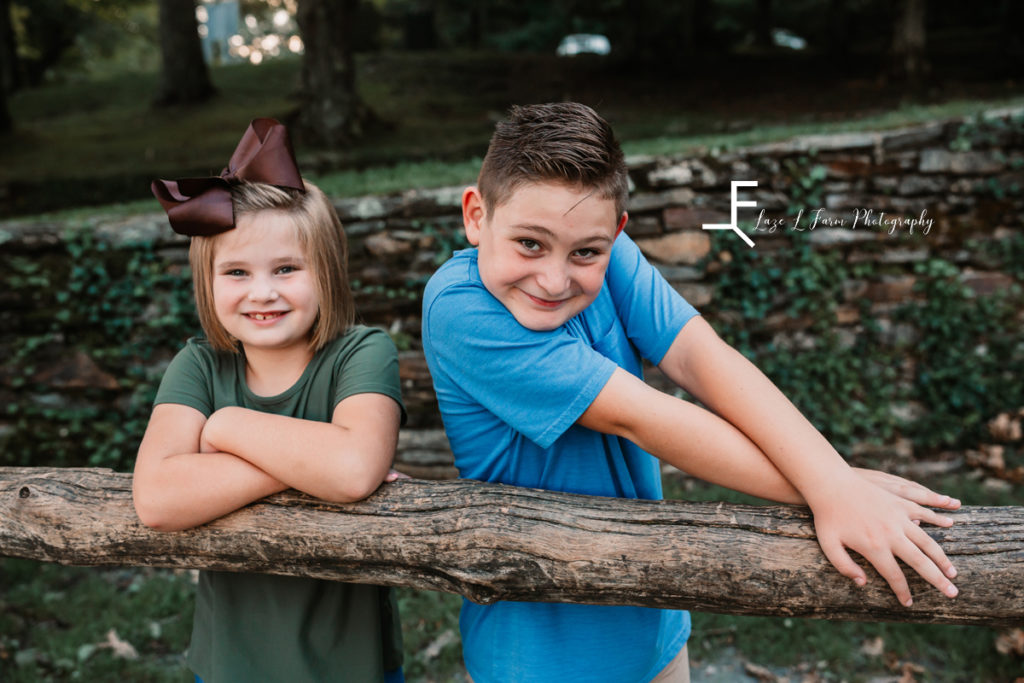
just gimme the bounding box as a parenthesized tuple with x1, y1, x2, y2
(1, 467, 1022, 627)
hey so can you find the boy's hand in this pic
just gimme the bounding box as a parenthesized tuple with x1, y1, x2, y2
(851, 467, 961, 512)
(809, 471, 959, 607)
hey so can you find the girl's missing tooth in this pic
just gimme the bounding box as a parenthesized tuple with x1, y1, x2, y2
(133, 118, 406, 683)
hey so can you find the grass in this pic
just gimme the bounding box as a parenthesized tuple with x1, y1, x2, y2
(621, 95, 1024, 158)
(0, 559, 194, 682)
(3, 59, 299, 183)
(0, 556, 470, 682)
(5, 50, 1024, 219)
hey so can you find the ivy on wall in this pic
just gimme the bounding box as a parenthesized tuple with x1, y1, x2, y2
(2, 117, 1023, 470)
(3, 226, 200, 471)
(699, 150, 1024, 457)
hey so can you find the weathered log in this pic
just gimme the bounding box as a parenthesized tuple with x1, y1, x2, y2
(1, 467, 1022, 626)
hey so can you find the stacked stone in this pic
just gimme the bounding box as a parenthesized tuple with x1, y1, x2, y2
(2, 110, 1022, 476)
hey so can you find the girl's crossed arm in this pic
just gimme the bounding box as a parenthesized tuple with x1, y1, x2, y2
(133, 403, 288, 531)
(579, 316, 960, 606)
(199, 393, 401, 504)
(133, 394, 400, 532)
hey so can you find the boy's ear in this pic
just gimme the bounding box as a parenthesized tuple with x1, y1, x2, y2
(462, 186, 485, 246)
(616, 211, 628, 237)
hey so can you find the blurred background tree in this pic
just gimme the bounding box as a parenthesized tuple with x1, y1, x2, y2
(0, 0, 12, 131)
(155, 0, 215, 104)
(3, 0, 1024, 215)
(891, 0, 926, 86)
(294, 0, 376, 147)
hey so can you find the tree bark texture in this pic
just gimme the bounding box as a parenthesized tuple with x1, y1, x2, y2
(155, 0, 215, 105)
(1, 467, 1022, 627)
(295, 0, 374, 147)
(891, 0, 928, 83)
(0, 85, 10, 133)
(0, 0, 18, 94)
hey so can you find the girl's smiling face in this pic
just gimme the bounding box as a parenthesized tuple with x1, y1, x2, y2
(212, 210, 320, 355)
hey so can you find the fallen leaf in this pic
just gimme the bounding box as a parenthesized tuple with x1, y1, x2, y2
(100, 629, 138, 661)
(996, 628, 1024, 657)
(76, 643, 97, 663)
(14, 648, 37, 667)
(988, 412, 1023, 442)
(966, 445, 1006, 472)
(899, 661, 926, 683)
(981, 444, 1006, 470)
(420, 629, 457, 661)
(861, 636, 885, 657)
(743, 661, 778, 682)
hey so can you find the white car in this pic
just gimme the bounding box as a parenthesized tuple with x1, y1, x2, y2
(556, 34, 611, 57)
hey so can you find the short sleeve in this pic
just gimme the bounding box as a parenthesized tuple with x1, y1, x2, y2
(153, 340, 216, 417)
(424, 282, 616, 449)
(605, 232, 700, 364)
(330, 328, 405, 421)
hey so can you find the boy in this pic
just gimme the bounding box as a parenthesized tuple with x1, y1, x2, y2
(421, 103, 961, 683)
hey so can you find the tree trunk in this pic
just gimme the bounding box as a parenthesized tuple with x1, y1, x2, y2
(1001, 0, 1024, 73)
(0, 0, 10, 132)
(826, 0, 850, 61)
(754, 0, 773, 50)
(2, 467, 1022, 627)
(294, 0, 375, 148)
(0, 0, 17, 94)
(154, 0, 215, 106)
(0, 84, 10, 133)
(891, 0, 927, 84)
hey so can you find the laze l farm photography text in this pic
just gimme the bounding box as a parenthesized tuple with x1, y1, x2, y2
(753, 208, 935, 236)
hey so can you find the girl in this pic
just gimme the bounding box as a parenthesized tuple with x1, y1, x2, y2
(135, 119, 406, 683)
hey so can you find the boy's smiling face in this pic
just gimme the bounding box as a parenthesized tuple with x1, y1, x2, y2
(463, 181, 626, 331)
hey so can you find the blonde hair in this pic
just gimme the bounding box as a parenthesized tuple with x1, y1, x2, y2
(189, 180, 355, 353)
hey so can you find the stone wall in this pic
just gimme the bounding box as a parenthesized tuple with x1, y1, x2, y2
(2, 110, 1022, 475)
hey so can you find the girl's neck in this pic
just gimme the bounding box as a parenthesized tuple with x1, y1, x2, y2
(242, 342, 315, 397)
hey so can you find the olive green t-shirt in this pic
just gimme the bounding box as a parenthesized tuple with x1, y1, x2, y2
(153, 326, 405, 683)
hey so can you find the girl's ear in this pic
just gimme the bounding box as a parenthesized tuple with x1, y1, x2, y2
(462, 186, 485, 246)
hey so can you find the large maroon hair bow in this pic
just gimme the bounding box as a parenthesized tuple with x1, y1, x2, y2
(151, 118, 305, 236)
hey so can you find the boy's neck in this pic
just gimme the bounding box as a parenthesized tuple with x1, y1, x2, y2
(242, 343, 314, 397)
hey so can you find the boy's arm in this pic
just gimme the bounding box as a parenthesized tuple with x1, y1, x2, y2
(580, 354, 957, 605)
(653, 316, 958, 604)
(133, 403, 289, 531)
(578, 368, 806, 502)
(199, 393, 401, 503)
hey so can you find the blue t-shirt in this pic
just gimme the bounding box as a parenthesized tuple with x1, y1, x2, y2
(422, 232, 700, 683)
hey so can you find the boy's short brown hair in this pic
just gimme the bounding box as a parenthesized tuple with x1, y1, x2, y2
(189, 179, 355, 353)
(477, 102, 629, 219)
